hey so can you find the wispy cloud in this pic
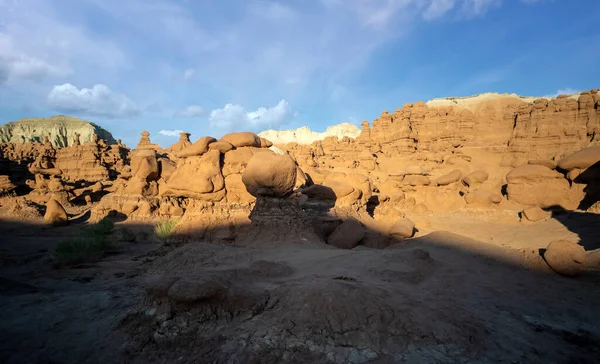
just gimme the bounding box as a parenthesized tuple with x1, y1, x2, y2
(554, 88, 580, 96)
(183, 68, 195, 80)
(173, 105, 205, 118)
(159, 129, 184, 137)
(423, 0, 456, 20)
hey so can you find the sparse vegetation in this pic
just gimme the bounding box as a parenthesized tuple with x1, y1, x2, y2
(118, 228, 136, 242)
(53, 220, 114, 266)
(154, 220, 178, 241)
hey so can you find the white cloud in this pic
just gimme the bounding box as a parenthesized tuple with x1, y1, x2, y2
(209, 100, 294, 130)
(47, 83, 140, 118)
(0, 0, 127, 86)
(461, 0, 501, 17)
(173, 105, 205, 118)
(0, 33, 71, 84)
(159, 129, 184, 137)
(423, 0, 456, 20)
(183, 68, 195, 80)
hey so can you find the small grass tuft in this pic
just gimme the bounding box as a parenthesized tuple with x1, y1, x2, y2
(53, 220, 115, 266)
(154, 220, 178, 241)
(87, 219, 114, 235)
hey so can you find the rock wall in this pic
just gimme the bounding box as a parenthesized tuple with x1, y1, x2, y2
(259, 123, 361, 145)
(0, 115, 116, 148)
(360, 90, 600, 159)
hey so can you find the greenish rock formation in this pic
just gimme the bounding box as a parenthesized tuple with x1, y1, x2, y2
(0, 115, 116, 148)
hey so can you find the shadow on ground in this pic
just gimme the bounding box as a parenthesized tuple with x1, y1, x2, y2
(0, 198, 599, 364)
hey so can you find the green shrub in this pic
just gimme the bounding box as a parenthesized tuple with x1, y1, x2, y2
(87, 219, 114, 235)
(154, 220, 178, 241)
(118, 228, 136, 242)
(53, 221, 115, 266)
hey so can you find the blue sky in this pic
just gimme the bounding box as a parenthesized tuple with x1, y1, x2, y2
(1, 0, 599, 147)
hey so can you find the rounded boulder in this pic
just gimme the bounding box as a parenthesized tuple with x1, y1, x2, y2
(543, 240, 586, 277)
(221, 132, 261, 148)
(389, 218, 415, 239)
(557, 146, 600, 171)
(462, 171, 489, 187)
(175, 136, 217, 158)
(327, 218, 365, 249)
(242, 152, 298, 197)
(436, 170, 462, 186)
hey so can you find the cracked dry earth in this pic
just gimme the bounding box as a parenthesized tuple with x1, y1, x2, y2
(1, 221, 600, 363)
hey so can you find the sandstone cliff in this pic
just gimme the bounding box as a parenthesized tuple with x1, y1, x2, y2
(356, 89, 600, 159)
(0, 115, 116, 147)
(259, 123, 360, 145)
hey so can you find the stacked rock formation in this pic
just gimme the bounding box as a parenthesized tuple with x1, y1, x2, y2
(1, 89, 600, 257)
(92, 131, 282, 223)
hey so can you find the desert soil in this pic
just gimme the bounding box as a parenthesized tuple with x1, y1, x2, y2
(0, 212, 599, 363)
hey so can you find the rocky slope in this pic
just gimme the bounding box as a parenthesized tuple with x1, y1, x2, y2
(259, 123, 360, 145)
(0, 115, 116, 147)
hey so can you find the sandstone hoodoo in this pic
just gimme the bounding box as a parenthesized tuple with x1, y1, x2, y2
(44, 198, 68, 225)
(1, 88, 600, 364)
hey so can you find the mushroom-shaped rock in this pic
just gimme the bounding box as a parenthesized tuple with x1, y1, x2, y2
(327, 218, 364, 249)
(221, 132, 261, 148)
(44, 198, 68, 225)
(435, 170, 462, 186)
(522, 206, 551, 222)
(528, 159, 557, 170)
(462, 171, 489, 187)
(174, 136, 217, 158)
(170, 132, 192, 152)
(242, 152, 297, 197)
(389, 218, 415, 239)
(543, 240, 586, 277)
(557, 146, 600, 171)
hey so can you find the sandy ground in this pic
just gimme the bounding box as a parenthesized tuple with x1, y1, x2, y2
(0, 210, 599, 363)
